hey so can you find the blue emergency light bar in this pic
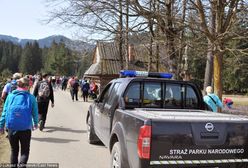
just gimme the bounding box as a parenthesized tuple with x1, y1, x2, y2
(120, 70, 173, 79)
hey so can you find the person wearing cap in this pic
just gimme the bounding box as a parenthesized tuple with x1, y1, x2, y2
(0, 77, 38, 168)
(203, 86, 223, 112)
(1, 73, 22, 102)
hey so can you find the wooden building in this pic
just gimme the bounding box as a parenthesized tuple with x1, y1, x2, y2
(84, 41, 168, 92)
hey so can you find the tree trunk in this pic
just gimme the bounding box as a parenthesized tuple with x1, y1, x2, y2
(213, 51, 223, 100)
(176, 0, 187, 79)
(213, 0, 224, 104)
(203, 0, 216, 94)
(119, 0, 124, 69)
(148, 37, 153, 72)
(203, 41, 214, 93)
(125, 0, 129, 70)
(165, 0, 177, 76)
(156, 43, 159, 71)
(155, 0, 160, 72)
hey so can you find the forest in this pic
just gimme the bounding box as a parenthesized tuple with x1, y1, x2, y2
(0, 40, 92, 78)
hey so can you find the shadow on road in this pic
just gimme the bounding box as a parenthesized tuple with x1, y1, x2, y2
(32, 137, 79, 143)
(92, 141, 105, 147)
(43, 126, 87, 134)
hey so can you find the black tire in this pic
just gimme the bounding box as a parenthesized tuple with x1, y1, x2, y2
(87, 115, 99, 144)
(111, 142, 122, 168)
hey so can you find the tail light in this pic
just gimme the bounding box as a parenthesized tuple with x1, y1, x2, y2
(137, 125, 152, 159)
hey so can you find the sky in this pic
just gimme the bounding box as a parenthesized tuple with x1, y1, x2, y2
(0, 0, 76, 40)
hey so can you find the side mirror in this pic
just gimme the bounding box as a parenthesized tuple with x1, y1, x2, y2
(119, 97, 126, 110)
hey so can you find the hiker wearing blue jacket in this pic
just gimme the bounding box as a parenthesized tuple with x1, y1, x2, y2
(0, 77, 38, 168)
(1, 72, 22, 102)
(203, 86, 223, 112)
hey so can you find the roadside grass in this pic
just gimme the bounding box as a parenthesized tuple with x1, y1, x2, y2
(235, 101, 248, 106)
(223, 95, 248, 106)
(0, 134, 10, 163)
(0, 104, 10, 163)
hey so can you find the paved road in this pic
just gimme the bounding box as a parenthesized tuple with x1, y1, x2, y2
(29, 90, 110, 168)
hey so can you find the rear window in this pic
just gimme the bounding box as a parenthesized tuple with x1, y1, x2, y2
(185, 86, 199, 108)
(164, 84, 182, 108)
(124, 82, 141, 108)
(124, 81, 200, 109)
(143, 82, 162, 108)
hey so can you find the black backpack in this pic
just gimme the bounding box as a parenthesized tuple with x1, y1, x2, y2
(38, 81, 50, 98)
(72, 81, 79, 90)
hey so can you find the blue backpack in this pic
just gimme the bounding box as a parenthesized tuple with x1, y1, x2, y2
(82, 83, 90, 92)
(6, 92, 32, 130)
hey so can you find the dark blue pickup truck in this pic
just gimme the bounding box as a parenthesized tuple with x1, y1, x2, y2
(86, 72, 248, 168)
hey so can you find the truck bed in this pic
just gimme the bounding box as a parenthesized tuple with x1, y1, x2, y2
(127, 108, 248, 122)
(123, 109, 248, 167)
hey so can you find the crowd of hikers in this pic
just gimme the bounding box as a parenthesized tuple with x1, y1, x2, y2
(66, 76, 98, 102)
(0, 72, 99, 168)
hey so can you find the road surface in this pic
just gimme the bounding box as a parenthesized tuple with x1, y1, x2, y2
(29, 90, 110, 168)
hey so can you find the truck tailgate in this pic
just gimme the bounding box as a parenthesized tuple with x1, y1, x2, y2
(136, 109, 248, 167)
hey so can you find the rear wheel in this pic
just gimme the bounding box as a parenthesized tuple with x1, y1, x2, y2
(111, 142, 122, 168)
(87, 115, 99, 144)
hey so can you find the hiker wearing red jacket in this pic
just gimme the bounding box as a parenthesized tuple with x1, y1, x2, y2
(223, 98, 234, 109)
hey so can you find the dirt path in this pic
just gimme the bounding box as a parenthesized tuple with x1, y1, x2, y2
(0, 94, 247, 164)
(0, 134, 10, 163)
(0, 90, 110, 168)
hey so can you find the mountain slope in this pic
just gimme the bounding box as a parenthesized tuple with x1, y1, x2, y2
(0, 34, 94, 52)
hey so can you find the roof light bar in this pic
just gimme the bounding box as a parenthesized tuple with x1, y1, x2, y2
(120, 70, 173, 79)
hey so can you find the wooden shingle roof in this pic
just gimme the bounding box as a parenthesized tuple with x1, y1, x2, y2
(84, 42, 121, 76)
(84, 41, 168, 77)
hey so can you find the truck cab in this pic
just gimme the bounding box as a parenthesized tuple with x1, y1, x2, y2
(86, 70, 248, 168)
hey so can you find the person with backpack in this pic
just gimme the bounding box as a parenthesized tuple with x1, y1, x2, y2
(203, 86, 223, 112)
(81, 80, 90, 102)
(89, 81, 98, 99)
(223, 97, 234, 109)
(0, 77, 38, 168)
(33, 73, 54, 131)
(71, 77, 80, 101)
(61, 76, 68, 91)
(1, 73, 22, 102)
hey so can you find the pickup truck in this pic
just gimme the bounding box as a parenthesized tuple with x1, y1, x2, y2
(86, 72, 248, 168)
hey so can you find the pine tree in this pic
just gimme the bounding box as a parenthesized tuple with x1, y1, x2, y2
(19, 42, 33, 74)
(31, 41, 42, 74)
